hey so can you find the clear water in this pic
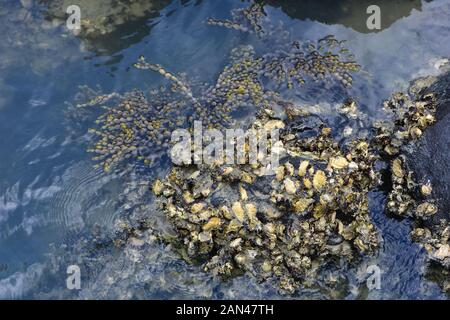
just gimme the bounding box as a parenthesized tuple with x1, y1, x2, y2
(0, 0, 449, 299)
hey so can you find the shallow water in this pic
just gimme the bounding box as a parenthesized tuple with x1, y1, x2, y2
(0, 0, 449, 299)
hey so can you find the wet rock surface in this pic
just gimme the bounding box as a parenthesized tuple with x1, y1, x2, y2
(403, 73, 450, 273)
(408, 72, 450, 220)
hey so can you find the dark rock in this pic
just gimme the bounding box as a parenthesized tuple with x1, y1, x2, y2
(406, 71, 450, 225)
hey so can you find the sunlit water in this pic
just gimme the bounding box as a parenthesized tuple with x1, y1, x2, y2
(0, 0, 449, 299)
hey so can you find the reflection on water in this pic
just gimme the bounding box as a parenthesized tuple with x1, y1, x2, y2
(40, 0, 174, 56)
(266, 0, 428, 33)
(0, 0, 449, 299)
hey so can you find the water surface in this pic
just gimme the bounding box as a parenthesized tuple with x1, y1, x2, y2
(0, 0, 449, 299)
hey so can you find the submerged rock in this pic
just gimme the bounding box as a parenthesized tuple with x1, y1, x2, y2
(41, 0, 171, 54)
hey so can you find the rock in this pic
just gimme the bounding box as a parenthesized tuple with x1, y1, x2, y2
(407, 71, 450, 221)
(403, 71, 450, 273)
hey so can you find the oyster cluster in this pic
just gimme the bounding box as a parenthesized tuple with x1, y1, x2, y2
(412, 222, 450, 269)
(151, 102, 381, 292)
(374, 91, 437, 217)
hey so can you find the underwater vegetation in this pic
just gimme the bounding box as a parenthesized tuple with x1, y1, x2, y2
(73, 2, 448, 294)
(78, 13, 359, 174)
